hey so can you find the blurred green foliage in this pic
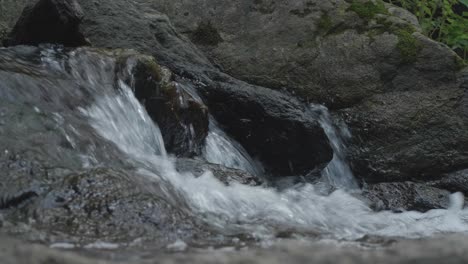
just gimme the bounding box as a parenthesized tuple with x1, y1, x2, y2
(385, 0, 468, 61)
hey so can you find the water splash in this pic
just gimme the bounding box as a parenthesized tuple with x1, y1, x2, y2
(81, 80, 166, 157)
(203, 118, 264, 177)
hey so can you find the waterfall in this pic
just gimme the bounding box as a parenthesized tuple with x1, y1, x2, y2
(81, 80, 167, 158)
(203, 118, 264, 177)
(310, 104, 359, 190)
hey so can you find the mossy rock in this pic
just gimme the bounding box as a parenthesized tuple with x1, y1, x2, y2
(191, 21, 223, 46)
(395, 29, 421, 64)
(317, 13, 333, 35)
(348, 0, 388, 20)
(455, 56, 468, 71)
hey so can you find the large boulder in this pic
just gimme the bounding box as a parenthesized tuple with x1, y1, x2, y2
(3, 0, 88, 47)
(143, 0, 468, 182)
(193, 71, 333, 176)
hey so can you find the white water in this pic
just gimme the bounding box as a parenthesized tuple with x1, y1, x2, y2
(83, 80, 468, 241)
(310, 104, 359, 190)
(175, 81, 263, 177)
(203, 118, 263, 177)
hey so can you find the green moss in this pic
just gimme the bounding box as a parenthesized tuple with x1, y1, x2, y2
(396, 29, 421, 64)
(348, 0, 388, 20)
(455, 56, 467, 71)
(368, 17, 417, 43)
(191, 21, 223, 46)
(317, 13, 333, 34)
(140, 57, 162, 82)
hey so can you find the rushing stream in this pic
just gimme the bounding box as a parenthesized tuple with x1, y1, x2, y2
(83, 82, 468, 240)
(3, 46, 468, 243)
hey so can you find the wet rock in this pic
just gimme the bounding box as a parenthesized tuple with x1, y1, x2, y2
(429, 169, 468, 195)
(117, 53, 210, 157)
(195, 72, 333, 176)
(3, 0, 88, 47)
(341, 83, 468, 183)
(175, 158, 262, 186)
(4, 168, 199, 244)
(363, 182, 451, 212)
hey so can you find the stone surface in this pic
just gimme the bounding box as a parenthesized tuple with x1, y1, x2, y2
(363, 182, 451, 212)
(193, 72, 333, 176)
(429, 169, 468, 196)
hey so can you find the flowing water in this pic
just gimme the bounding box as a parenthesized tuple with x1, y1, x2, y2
(310, 104, 359, 190)
(3, 46, 468, 243)
(173, 80, 263, 177)
(203, 118, 264, 177)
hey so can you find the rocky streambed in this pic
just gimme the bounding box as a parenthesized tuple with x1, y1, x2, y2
(1, 0, 468, 263)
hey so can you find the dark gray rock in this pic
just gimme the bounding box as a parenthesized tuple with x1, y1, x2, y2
(363, 182, 451, 212)
(194, 72, 333, 176)
(1, 166, 200, 245)
(3, 0, 88, 47)
(429, 169, 468, 195)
